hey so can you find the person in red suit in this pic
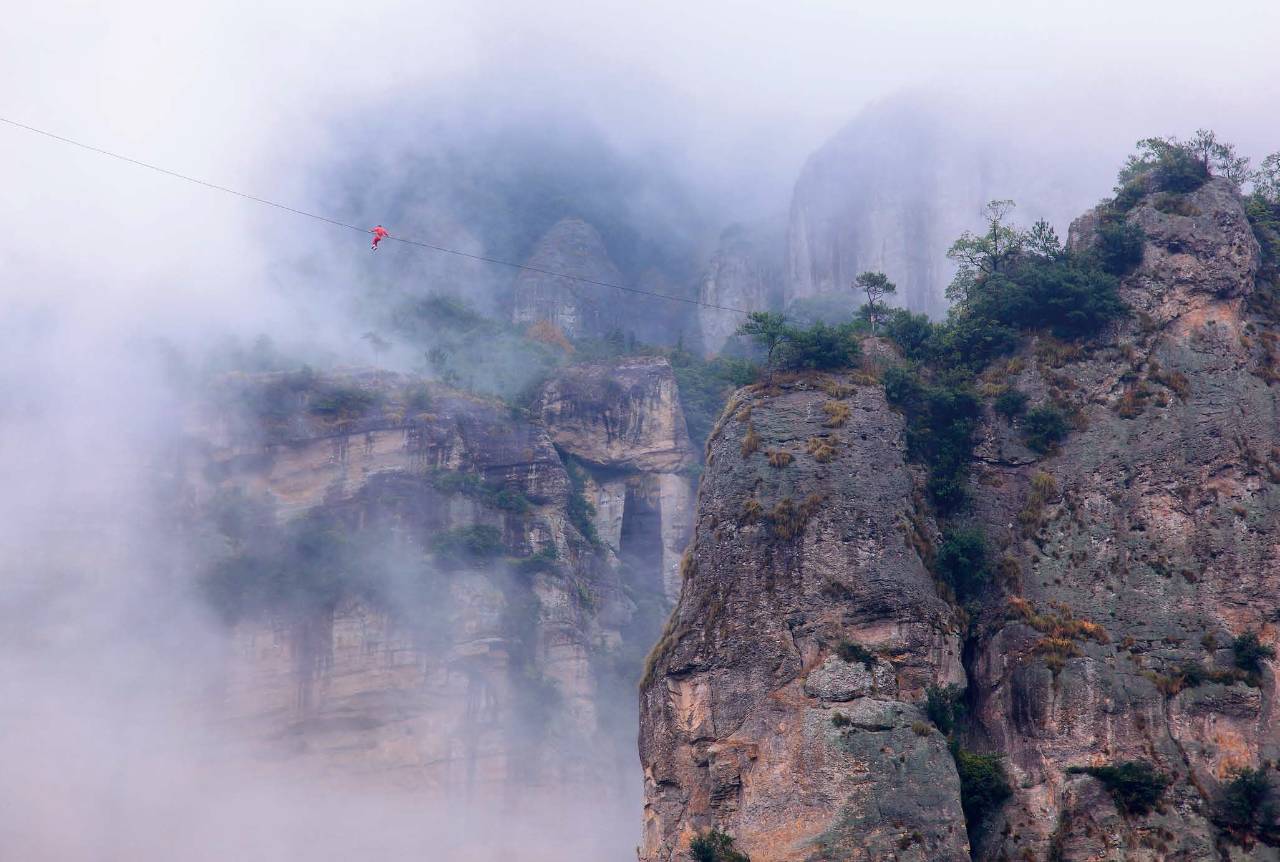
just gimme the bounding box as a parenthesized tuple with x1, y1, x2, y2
(371, 225, 389, 250)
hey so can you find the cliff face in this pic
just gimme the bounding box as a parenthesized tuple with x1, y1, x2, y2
(641, 176, 1280, 861)
(639, 377, 969, 861)
(536, 356, 697, 600)
(967, 177, 1277, 861)
(194, 357, 693, 857)
(203, 378, 617, 797)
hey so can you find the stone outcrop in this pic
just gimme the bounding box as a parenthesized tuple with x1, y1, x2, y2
(536, 356, 697, 600)
(640, 175, 1280, 860)
(638, 376, 969, 861)
(512, 217, 624, 339)
(698, 223, 784, 356)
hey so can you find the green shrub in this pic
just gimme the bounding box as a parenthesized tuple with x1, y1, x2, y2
(1232, 631, 1276, 676)
(669, 350, 758, 451)
(690, 827, 750, 862)
(936, 527, 990, 602)
(429, 470, 533, 514)
(884, 368, 981, 514)
(1246, 194, 1280, 289)
(1093, 220, 1146, 277)
(308, 382, 379, 420)
(836, 640, 876, 668)
(1213, 767, 1279, 843)
(879, 199, 1126, 514)
(994, 388, 1028, 419)
(403, 383, 433, 413)
(1112, 180, 1148, 213)
(516, 545, 560, 576)
(953, 746, 1012, 832)
(200, 510, 353, 623)
(1022, 404, 1069, 453)
(429, 525, 505, 564)
(925, 683, 967, 737)
(883, 309, 936, 362)
(1067, 760, 1170, 816)
(968, 259, 1127, 340)
(1154, 147, 1210, 193)
(491, 488, 534, 513)
(776, 321, 862, 371)
(393, 293, 565, 404)
(562, 457, 601, 545)
(928, 314, 1021, 372)
(1117, 138, 1209, 195)
(881, 365, 923, 405)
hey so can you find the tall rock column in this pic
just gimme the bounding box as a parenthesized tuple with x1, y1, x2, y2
(638, 375, 968, 861)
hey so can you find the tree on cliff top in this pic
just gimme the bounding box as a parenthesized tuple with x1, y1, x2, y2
(853, 270, 897, 333)
(736, 311, 790, 372)
(737, 311, 861, 377)
(945, 199, 1023, 305)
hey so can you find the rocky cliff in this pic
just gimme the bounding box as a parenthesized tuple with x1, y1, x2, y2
(191, 357, 694, 857)
(536, 356, 697, 601)
(641, 176, 1280, 860)
(966, 177, 1277, 861)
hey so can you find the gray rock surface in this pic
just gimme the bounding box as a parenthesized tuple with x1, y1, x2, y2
(191, 361, 690, 856)
(536, 355, 696, 474)
(638, 375, 968, 861)
(968, 176, 1278, 861)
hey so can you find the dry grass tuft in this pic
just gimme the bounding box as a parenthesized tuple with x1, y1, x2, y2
(820, 378, 854, 399)
(526, 320, 574, 353)
(1007, 597, 1110, 679)
(765, 494, 825, 540)
(766, 449, 794, 468)
(741, 424, 760, 457)
(1018, 471, 1058, 535)
(822, 401, 851, 428)
(806, 436, 837, 463)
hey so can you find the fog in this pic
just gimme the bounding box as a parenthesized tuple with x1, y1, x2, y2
(2, 1, 1279, 859)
